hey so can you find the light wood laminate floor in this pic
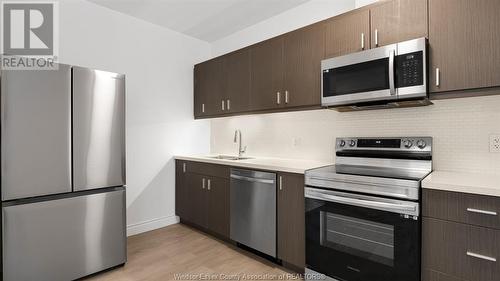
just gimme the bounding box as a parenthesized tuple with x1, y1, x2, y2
(85, 223, 294, 281)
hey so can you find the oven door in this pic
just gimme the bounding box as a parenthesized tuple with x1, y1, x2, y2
(321, 44, 396, 107)
(305, 187, 420, 281)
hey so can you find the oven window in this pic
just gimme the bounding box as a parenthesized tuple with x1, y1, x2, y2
(323, 58, 390, 97)
(320, 212, 395, 267)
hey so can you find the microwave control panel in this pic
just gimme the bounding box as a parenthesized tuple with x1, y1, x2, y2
(396, 51, 424, 88)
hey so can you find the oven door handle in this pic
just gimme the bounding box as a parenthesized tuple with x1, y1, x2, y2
(308, 191, 417, 214)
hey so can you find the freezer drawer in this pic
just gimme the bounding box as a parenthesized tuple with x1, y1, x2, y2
(1, 65, 72, 200)
(2, 187, 127, 281)
(72, 66, 126, 191)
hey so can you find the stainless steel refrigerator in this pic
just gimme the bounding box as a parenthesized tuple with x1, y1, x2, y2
(1, 64, 127, 281)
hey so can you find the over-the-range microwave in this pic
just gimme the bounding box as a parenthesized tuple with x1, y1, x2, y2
(321, 37, 431, 111)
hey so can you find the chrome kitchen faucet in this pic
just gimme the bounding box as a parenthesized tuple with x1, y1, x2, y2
(233, 129, 247, 157)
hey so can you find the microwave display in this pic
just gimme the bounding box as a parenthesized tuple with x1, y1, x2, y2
(396, 51, 424, 88)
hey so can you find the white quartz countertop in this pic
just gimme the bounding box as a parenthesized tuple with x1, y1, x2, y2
(174, 155, 332, 174)
(422, 171, 500, 197)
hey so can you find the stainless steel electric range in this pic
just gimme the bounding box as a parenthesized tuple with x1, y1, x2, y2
(305, 137, 432, 281)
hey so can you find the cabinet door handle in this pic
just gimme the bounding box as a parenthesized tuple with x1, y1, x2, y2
(202, 178, 206, 189)
(467, 251, 497, 262)
(182, 163, 186, 173)
(227, 99, 230, 110)
(202, 103, 205, 113)
(221, 100, 225, 111)
(207, 179, 211, 191)
(276, 92, 281, 105)
(361, 33, 365, 50)
(375, 29, 379, 47)
(467, 208, 497, 216)
(285, 90, 289, 104)
(436, 68, 440, 87)
(279, 176, 283, 191)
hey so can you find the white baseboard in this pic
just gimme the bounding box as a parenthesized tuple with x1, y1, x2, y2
(126, 215, 180, 236)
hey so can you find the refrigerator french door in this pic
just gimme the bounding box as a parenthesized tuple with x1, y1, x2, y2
(305, 188, 420, 281)
(1, 66, 72, 200)
(72, 66, 126, 191)
(1, 64, 127, 281)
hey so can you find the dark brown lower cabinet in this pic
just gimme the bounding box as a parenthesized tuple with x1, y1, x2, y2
(175, 160, 189, 219)
(175, 160, 230, 239)
(423, 189, 500, 229)
(187, 173, 209, 229)
(176, 161, 307, 273)
(277, 172, 305, 270)
(206, 176, 230, 238)
(422, 217, 500, 281)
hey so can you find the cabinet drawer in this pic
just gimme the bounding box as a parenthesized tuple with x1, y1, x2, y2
(185, 161, 230, 179)
(423, 189, 500, 229)
(422, 218, 500, 281)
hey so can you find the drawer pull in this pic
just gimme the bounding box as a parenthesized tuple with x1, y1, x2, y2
(467, 251, 497, 262)
(467, 208, 497, 216)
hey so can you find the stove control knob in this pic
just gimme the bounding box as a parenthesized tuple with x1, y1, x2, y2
(349, 140, 356, 147)
(417, 140, 427, 149)
(339, 140, 346, 147)
(403, 140, 413, 148)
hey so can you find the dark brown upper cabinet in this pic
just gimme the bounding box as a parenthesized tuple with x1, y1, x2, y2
(250, 36, 285, 111)
(324, 9, 370, 58)
(194, 0, 500, 119)
(277, 172, 306, 270)
(222, 49, 251, 114)
(283, 24, 324, 108)
(370, 0, 428, 48)
(429, 0, 500, 93)
(193, 65, 206, 118)
(194, 58, 224, 117)
(250, 25, 324, 111)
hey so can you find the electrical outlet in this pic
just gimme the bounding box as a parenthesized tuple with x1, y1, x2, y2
(490, 135, 500, 153)
(292, 137, 302, 147)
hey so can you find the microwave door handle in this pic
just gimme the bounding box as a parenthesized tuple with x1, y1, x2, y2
(389, 50, 396, 96)
(309, 191, 416, 214)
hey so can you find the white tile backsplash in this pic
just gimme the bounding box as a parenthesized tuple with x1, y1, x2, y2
(211, 95, 500, 175)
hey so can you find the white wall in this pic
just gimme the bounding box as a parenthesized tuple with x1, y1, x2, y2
(355, 0, 379, 8)
(211, 0, 355, 57)
(211, 95, 500, 175)
(57, 0, 211, 235)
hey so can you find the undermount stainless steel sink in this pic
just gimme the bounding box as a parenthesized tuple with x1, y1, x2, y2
(208, 155, 253, 161)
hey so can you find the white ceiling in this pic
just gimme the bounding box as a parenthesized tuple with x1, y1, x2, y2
(88, 0, 311, 42)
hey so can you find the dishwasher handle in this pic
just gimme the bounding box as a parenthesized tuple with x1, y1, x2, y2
(230, 174, 275, 185)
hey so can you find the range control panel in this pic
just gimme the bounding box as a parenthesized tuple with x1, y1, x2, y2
(396, 51, 424, 88)
(336, 137, 432, 152)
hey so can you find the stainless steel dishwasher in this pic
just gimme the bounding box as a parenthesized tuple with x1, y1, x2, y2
(230, 168, 277, 257)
